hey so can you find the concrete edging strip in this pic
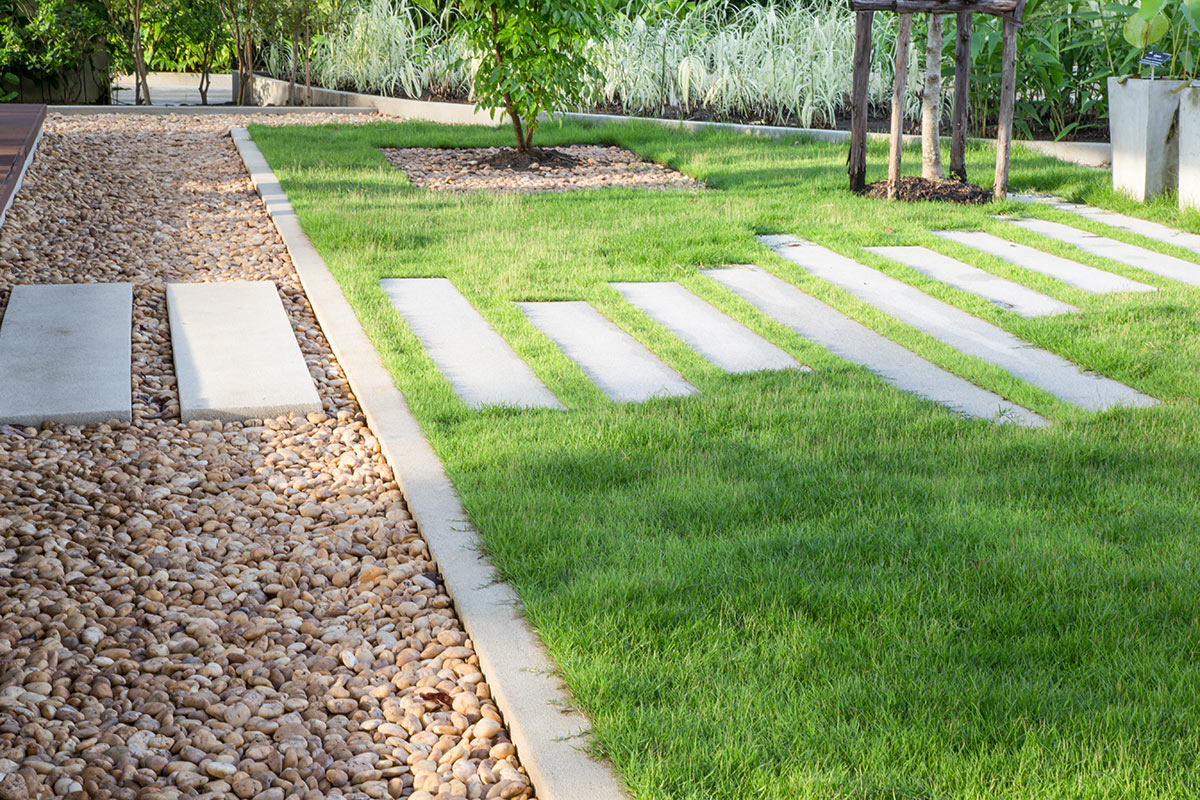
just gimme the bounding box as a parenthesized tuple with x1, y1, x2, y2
(229, 126, 626, 800)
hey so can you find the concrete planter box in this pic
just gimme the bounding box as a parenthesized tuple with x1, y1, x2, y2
(1108, 76, 1189, 201)
(1179, 86, 1200, 212)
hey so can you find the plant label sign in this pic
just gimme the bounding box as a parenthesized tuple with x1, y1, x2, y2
(1139, 50, 1171, 68)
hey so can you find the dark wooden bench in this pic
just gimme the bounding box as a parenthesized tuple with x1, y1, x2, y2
(0, 104, 47, 223)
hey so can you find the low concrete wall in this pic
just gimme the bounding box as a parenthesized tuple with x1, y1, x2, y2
(235, 72, 499, 126)
(241, 73, 1113, 168)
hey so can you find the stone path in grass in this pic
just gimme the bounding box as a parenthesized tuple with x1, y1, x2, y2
(167, 281, 323, 422)
(0, 283, 133, 425)
(611, 281, 804, 374)
(381, 278, 563, 410)
(705, 265, 1047, 426)
(1012, 194, 1200, 255)
(1007, 218, 1200, 287)
(935, 231, 1157, 294)
(763, 235, 1157, 412)
(868, 246, 1078, 317)
(519, 301, 698, 402)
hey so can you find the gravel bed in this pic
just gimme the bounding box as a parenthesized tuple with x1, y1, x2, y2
(382, 145, 703, 193)
(0, 114, 534, 800)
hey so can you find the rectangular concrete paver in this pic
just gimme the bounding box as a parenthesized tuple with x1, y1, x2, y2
(762, 235, 1157, 411)
(1007, 218, 1200, 288)
(611, 281, 804, 373)
(0, 283, 132, 425)
(705, 266, 1045, 425)
(167, 281, 322, 422)
(935, 231, 1157, 294)
(518, 301, 697, 402)
(868, 246, 1077, 317)
(1012, 194, 1200, 255)
(381, 278, 562, 410)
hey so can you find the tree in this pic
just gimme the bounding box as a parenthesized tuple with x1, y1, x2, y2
(144, 0, 228, 104)
(103, 0, 152, 103)
(216, 0, 255, 104)
(454, 0, 610, 152)
(920, 15, 944, 181)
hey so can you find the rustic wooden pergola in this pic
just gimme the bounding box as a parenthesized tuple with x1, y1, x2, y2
(847, 0, 1028, 200)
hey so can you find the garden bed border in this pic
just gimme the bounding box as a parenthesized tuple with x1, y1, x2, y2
(240, 72, 1113, 168)
(230, 126, 627, 800)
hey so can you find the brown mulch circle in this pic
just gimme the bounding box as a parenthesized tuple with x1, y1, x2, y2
(862, 176, 992, 204)
(382, 145, 704, 194)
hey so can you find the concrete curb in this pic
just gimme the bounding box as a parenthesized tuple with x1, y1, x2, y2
(48, 105, 378, 115)
(0, 126, 43, 234)
(229, 127, 627, 800)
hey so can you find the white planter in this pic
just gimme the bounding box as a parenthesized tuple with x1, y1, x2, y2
(1108, 76, 1189, 201)
(1179, 86, 1200, 212)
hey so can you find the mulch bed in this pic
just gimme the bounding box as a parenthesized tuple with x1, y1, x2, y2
(382, 145, 704, 194)
(861, 176, 992, 204)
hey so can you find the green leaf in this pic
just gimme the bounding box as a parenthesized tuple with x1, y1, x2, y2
(1123, 11, 1169, 47)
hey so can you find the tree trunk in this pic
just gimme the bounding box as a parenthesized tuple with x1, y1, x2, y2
(949, 12, 972, 181)
(288, 28, 299, 106)
(920, 14, 944, 180)
(993, 15, 1019, 200)
(304, 21, 312, 105)
(887, 13, 913, 200)
(848, 10, 874, 192)
(132, 0, 151, 105)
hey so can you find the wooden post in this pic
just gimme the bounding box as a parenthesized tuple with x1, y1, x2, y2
(849, 10, 875, 192)
(888, 13, 914, 200)
(992, 13, 1019, 200)
(950, 12, 972, 181)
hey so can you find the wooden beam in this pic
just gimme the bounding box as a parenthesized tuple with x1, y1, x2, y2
(849, 10, 875, 193)
(850, 0, 1019, 17)
(888, 13, 913, 200)
(992, 12, 1018, 200)
(949, 11, 972, 181)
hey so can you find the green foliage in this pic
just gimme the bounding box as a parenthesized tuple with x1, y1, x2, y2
(453, 0, 612, 149)
(1118, 0, 1200, 76)
(143, 0, 232, 73)
(0, 0, 109, 92)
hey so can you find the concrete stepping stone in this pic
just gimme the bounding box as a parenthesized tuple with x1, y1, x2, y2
(762, 235, 1157, 412)
(518, 301, 697, 402)
(1007, 218, 1200, 288)
(1012, 193, 1200, 255)
(167, 281, 322, 422)
(935, 231, 1156, 294)
(867, 246, 1078, 317)
(611, 281, 804, 373)
(705, 266, 1045, 425)
(0, 283, 132, 425)
(381, 278, 562, 410)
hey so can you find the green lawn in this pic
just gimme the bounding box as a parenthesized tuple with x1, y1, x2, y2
(251, 119, 1200, 800)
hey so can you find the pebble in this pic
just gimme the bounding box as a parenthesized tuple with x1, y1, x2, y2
(0, 113, 535, 800)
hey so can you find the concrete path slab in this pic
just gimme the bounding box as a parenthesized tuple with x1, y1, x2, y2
(167, 281, 322, 422)
(762, 235, 1157, 411)
(611, 281, 804, 373)
(867, 246, 1078, 317)
(1007, 218, 1200, 288)
(935, 231, 1157, 294)
(518, 301, 697, 402)
(381, 278, 562, 410)
(705, 266, 1045, 425)
(0, 283, 132, 425)
(1013, 193, 1200, 255)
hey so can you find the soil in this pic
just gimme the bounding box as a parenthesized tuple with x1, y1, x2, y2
(382, 145, 704, 194)
(477, 146, 580, 171)
(861, 176, 992, 204)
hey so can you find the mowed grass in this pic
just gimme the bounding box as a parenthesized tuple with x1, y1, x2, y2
(250, 119, 1200, 800)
